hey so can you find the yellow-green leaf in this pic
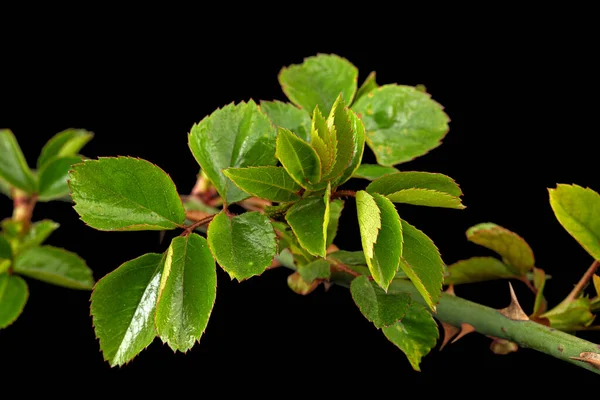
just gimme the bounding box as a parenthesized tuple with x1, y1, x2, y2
(0, 129, 35, 193)
(37, 128, 93, 168)
(223, 166, 301, 202)
(276, 127, 322, 189)
(446, 256, 518, 285)
(354, 71, 378, 103)
(352, 164, 399, 181)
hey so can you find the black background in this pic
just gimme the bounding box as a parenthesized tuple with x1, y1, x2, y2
(1, 17, 599, 391)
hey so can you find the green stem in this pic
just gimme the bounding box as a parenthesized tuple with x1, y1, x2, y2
(327, 270, 600, 374)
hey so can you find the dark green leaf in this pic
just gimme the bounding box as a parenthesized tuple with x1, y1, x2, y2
(466, 223, 534, 274)
(352, 85, 449, 166)
(354, 71, 378, 104)
(91, 253, 164, 366)
(37, 128, 93, 168)
(38, 156, 83, 201)
(260, 100, 311, 142)
(549, 184, 600, 261)
(155, 234, 216, 352)
(0, 274, 28, 329)
(189, 101, 277, 204)
(352, 164, 399, 181)
(399, 219, 444, 311)
(279, 54, 358, 114)
(223, 166, 301, 202)
(367, 171, 462, 198)
(446, 257, 518, 285)
(1, 219, 59, 255)
(285, 184, 330, 257)
(532, 267, 547, 316)
(326, 199, 344, 248)
(13, 246, 94, 290)
(207, 211, 276, 280)
(327, 250, 366, 266)
(276, 127, 321, 189)
(356, 190, 402, 291)
(382, 303, 439, 371)
(351, 274, 410, 328)
(264, 202, 294, 219)
(69, 157, 186, 231)
(332, 108, 366, 187)
(298, 259, 331, 283)
(0, 129, 35, 193)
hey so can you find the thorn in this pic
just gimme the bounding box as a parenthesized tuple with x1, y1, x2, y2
(498, 282, 529, 321)
(451, 323, 476, 343)
(490, 338, 519, 355)
(445, 284, 455, 296)
(440, 322, 460, 350)
(570, 352, 600, 369)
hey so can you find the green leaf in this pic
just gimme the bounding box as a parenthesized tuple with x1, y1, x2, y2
(69, 157, 186, 231)
(382, 303, 439, 371)
(543, 298, 595, 331)
(323, 96, 356, 181)
(189, 101, 277, 205)
(0, 274, 28, 329)
(0, 261, 9, 275)
(326, 199, 344, 248)
(466, 223, 534, 274)
(264, 202, 294, 219)
(155, 233, 216, 352)
(356, 191, 402, 291)
(223, 166, 301, 202)
(0, 236, 12, 274)
(91, 253, 164, 367)
(1, 219, 59, 254)
(549, 184, 600, 261)
(207, 211, 276, 280)
(354, 71, 378, 104)
(287, 271, 319, 295)
(13, 246, 94, 290)
(0, 178, 11, 198)
(353, 164, 399, 181)
(38, 156, 83, 201)
(532, 267, 547, 316)
(260, 100, 311, 142)
(0, 129, 35, 193)
(399, 219, 444, 311)
(310, 106, 336, 176)
(327, 250, 366, 266)
(37, 128, 93, 169)
(352, 85, 449, 166)
(594, 274, 600, 297)
(276, 127, 321, 189)
(332, 108, 366, 187)
(446, 257, 518, 285)
(298, 259, 331, 284)
(351, 275, 410, 328)
(285, 184, 331, 257)
(366, 172, 463, 208)
(272, 221, 314, 267)
(279, 54, 358, 114)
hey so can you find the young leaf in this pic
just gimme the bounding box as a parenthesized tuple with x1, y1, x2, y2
(0, 236, 12, 274)
(382, 303, 439, 371)
(188, 101, 277, 205)
(38, 155, 83, 201)
(351, 275, 410, 328)
(0, 274, 28, 329)
(37, 128, 93, 168)
(155, 234, 216, 353)
(366, 172, 463, 209)
(285, 184, 331, 257)
(0, 129, 36, 193)
(310, 106, 336, 176)
(1, 219, 59, 254)
(287, 271, 319, 295)
(466, 223, 534, 274)
(352, 85, 449, 166)
(279, 54, 358, 114)
(298, 259, 331, 284)
(332, 108, 366, 187)
(260, 100, 311, 142)
(13, 246, 94, 290)
(276, 127, 321, 188)
(594, 274, 600, 297)
(91, 253, 164, 367)
(399, 219, 444, 311)
(446, 257, 518, 285)
(323, 96, 355, 181)
(326, 199, 344, 248)
(356, 190, 402, 291)
(352, 164, 400, 181)
(543, 298, 595, 331)
(354, 71, 378, 103)
(532, 267, 547, 316)
(207, 211, 276, 281)
(69, 157, 186, 231)
(223, 166, 301, 202)
(549, 184, 600, 261)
